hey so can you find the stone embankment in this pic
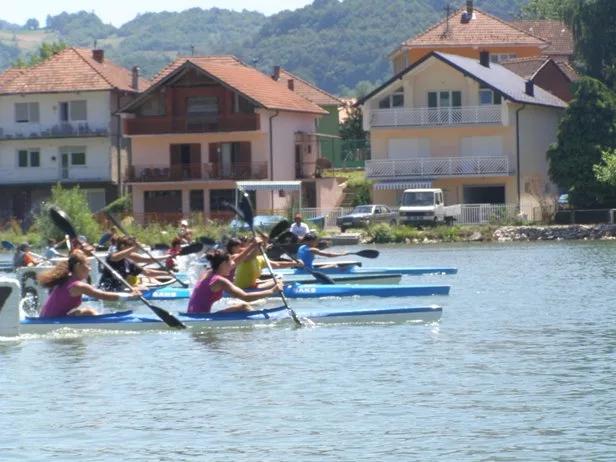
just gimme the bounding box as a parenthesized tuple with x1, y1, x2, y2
(492, 224, 616, 242)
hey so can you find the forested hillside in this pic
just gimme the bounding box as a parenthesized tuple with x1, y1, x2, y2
(0, 0, 530, 95)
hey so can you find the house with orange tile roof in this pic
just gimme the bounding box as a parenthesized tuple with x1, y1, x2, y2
(389, 1, 548, 75)
(357, 51, 567, 219)
(0, 48, 146, 220)
(117, 57, 345, 223)
(509, 20, 574, 62)
(271, 66, 346, 169)
(501, 56, 579, 102)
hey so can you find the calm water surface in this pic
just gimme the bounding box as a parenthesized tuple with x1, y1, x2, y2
(1, 241, 616, 461)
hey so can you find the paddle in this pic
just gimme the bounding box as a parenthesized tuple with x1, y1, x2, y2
(268, 220, 290, 241)
(198, 236, 217, 247)
(224, 196, 305, 328)
(106, 212, 192, 288)
(99, 233, 112, 246)
(346, 249, 380, 259)
(179, 241, 205, 256)
(1, 240, 15, 251)
(50, 207, 186, 329)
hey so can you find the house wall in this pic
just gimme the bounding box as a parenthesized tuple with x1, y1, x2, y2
(317, 105, 343, 167)
(533, 63, 575, 102)
(392, 46, 543, 73)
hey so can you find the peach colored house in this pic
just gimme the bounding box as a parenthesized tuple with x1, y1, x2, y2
(0, 48, 146, 220)
(357, 51, 567, 216)
(118, 57, 345, 223)
(389, 1, 548, 75)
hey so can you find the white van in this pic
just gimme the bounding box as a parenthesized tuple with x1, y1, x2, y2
(398, 188, 454, 226)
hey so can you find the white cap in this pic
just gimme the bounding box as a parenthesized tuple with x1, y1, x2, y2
(180, 219, 188, 226)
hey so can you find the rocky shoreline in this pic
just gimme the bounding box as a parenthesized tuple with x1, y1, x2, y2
(491, 224, 616, 242)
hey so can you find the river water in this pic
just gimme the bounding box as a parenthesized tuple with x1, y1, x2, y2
(1, 241, 615, 461)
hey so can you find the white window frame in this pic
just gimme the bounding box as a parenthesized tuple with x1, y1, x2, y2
(16, 148, 41, 168)
(378, 87, 404, 109)
(15, 102, 39, 123)
(490, 54, 517, 63)
(427, 89, 462, 108)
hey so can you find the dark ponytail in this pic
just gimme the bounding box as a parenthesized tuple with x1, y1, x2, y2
(206, 249, 230, 273)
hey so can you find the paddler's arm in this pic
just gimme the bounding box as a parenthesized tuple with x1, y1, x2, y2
(141, 267, 173, 278)
(313, 248, 348, 258)
(130, 252, 166, 264)
(70, 281, 141, 301)
(109, 245, 137, 262)
(213, 277, 282, 302)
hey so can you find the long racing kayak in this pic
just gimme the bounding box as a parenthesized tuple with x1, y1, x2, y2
(88, 282, 450, 301)
(270, 265, 458, 277)
(14, 305, 442, 335)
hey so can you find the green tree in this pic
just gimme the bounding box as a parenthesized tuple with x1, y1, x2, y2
(547, 77, 616, 207)
(518, 0, 565, 19)
(34, 184, 101, 243)
(593, 149, 616, 187)
(24, 18, 40, 30)
(562, 0, 616, 88)
(13, 41, 66, 67)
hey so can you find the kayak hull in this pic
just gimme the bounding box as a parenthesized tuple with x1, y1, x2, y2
(16, 305, 442, 335)
(280, 273, 402, 285)
(273, 266, 458, 276)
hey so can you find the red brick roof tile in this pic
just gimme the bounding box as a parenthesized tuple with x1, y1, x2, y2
(0, 68, 26, 88)
(509, 20, 573, 56)
(148, 57, 327, 115)
(500, 56, 580, 82)
(0, 48, 149, 95)
(392, 7, 547, 58)
(276, 69, 342, 106)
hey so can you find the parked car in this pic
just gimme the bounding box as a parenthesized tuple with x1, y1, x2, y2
(336, 204, 398, 232)
(228, 215, 286, 232)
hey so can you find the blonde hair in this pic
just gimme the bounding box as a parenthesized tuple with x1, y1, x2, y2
(37, 250, 88, 289)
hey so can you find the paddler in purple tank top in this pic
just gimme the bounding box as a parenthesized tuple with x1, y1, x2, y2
(187, 249, 283, 314)
(38, 250, 141, 318)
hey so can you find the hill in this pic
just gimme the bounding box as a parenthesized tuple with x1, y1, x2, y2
(0, 0, 530, 95)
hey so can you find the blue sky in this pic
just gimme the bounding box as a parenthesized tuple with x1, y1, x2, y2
(4, 0, 314, 28)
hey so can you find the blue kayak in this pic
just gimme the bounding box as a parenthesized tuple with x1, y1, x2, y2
(18, 305, 443, 334)
(134, 282, 450, 300)
(270, 265, 458, 276)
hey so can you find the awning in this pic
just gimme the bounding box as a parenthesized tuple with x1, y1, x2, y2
(373, 181, 432, 191)
(236, 181, 302, 191)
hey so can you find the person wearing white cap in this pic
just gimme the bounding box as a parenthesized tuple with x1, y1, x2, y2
(178, 219, 193, 244)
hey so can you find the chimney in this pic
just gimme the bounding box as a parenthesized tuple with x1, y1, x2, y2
(525, 80, 535, 97)
(466, 0, 474, 17)
(272, 65, 281, 81)
(479, 50, 490, 67)
(287, 79, 295, 91)
(92, 49, 104, 63)
(132, 66, 140, 91)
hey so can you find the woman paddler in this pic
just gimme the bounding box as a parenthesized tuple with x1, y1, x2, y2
(37, 250, 140, 318)
(187, 249, 283, 314)
(297, 232, 349, 270)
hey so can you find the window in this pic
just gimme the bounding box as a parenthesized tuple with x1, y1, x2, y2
(479, 85, 502, 105)
(60, 147, 86, 167)
(59, 100, 87, 122)
(15, 102, 39, 123)
(427, 90, 462, 108)
(233, 94, 254, 114)
(490, 54, 517, 63)
(17, 149, 40, 167)
(71, 152, 86, 165)
(378, 87, 404, 109)
(85, 189, 106, 212)
(210, 189, 236, 212)
(187, 96, 218, 116)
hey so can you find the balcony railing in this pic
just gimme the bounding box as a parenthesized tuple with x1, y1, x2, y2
(125, 114, 260, 135)
(126, 162, 268, 183)
(0, 167, 110, 184)
(370, 105, 503, 128)
(366, 156, 512, 179)
(0, 122, 109, 140)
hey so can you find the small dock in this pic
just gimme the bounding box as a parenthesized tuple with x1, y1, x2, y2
(324, 233, 362, 246)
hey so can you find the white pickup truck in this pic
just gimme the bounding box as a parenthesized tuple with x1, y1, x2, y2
(398, 188, 456, 226)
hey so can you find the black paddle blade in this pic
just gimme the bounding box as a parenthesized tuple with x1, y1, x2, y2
(179, 241, 204, 256)
(49, 207, 77, 238)
(199, 236, 216, 246)
(269, 220, 290, 241)
(145, 301, 186, 329)
(106, 212, 128, 235)
(312, 270, 336, 285)
(239, 193, 254, 229)
(274, 230, 295, 243)
(222, 200, 245, 222)
(353, 249, 380, 259)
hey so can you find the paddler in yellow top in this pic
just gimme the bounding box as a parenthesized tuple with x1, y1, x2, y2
(232, 237, 302, 289)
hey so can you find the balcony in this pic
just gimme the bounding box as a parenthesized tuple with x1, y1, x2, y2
(126, 162, 268, 183)
(0, 122, 109, 140)
(370, 105, 503, 128)
(365, 156, 512, 179)
(0, 167, 110, 184)
(124, 114, 260, 136)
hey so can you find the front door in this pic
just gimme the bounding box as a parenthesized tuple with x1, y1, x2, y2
(221, 143, 233, 178)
